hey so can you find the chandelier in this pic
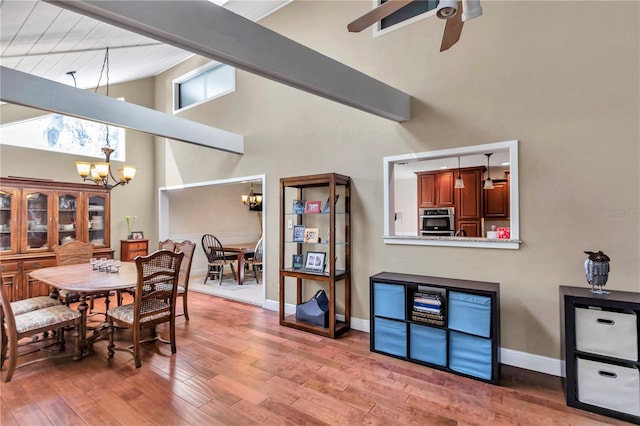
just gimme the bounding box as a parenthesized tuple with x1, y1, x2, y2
(72, 47, 136, 190)
(241, 183, 262, 209)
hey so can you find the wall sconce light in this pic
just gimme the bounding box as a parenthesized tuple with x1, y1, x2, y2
(241, 183, 263, 209)
(483, 153, 494, 190)
(454, 156, 465, 189)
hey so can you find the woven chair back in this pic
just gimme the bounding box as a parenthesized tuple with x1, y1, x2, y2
(53, 241, 95, 266)
(134, 249, 184, 323)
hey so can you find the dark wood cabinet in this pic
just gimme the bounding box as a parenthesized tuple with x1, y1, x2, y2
(417, 171, 454, 208)
(560, 286, 640, 423)
(120, 239, 149, 261)
(0, 177, 113, 302)
(455, 167, 483, 237)
(484, 178, 510, 219)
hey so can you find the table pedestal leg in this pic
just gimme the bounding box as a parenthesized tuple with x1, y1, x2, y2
(76, 293, 89, 357)
(237, 256, 245, 285)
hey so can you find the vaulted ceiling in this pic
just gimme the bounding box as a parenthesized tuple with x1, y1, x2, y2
(0, 0, 289, 89)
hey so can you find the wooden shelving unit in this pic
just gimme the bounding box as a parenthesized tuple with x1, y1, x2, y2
(279, 173, 351, 338)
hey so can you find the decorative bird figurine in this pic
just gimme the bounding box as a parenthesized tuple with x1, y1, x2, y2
(584, 250, 611, 294)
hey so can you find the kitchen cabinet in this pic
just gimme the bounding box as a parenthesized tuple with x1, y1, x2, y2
(279, 173, 351, 338)
(455, 167, 483, 237)
(120, 239, 149, 261)
(416, 171, 454, 208)
(370, 272, 501, 384)
(560, 286, 640, 423)
(483, 175, 510, 219)
(0, 177, 114, 302)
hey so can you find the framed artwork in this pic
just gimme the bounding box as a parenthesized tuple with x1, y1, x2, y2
(322, 195, 339, 213)
(304, 200, 321, 214)
(131, 231, 144, 240)
(304, 251, 326, 272)
(292, 200, 305, 214)
(292, 225, 305, 242)
(303, 227, 319, 243)
(292, 254, 304, 270)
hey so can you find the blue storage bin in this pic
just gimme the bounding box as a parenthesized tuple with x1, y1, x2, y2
(449, 331, 493, 380)
(409, 324, 447, 366)
(448, 291, 492, 337)
(374, 318, 407, 357)
(373, 283, 406, 320)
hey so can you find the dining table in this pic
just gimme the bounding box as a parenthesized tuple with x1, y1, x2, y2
(29, 262, 138, 357)
(222, 242, 257, 285)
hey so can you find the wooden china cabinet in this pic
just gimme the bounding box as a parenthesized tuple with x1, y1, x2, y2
(0, 177, 114, 302)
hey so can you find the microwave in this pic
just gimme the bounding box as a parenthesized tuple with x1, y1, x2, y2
(420, 207, 455, 235)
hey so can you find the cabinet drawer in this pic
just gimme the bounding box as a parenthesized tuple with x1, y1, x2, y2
(577, 358, 640, 416)
(373, 283, 405, 320)
(126, 242, 147, 251)
(448, 292, 492, 337)
(410, 324, 447, 366)
(23, 259, 56, 270)
(373, 318, 407, 357)
(0, 261, 19, 273)
(576, 307, 638, 361)
(449, 331, 493, 380)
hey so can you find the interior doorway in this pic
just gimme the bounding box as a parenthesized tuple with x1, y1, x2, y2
(158, 175, 266, 307)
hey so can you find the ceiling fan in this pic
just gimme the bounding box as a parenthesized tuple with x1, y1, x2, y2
(347, 0, 483, 52)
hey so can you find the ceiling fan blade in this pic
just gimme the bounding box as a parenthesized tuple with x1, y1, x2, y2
(347, 0, 414, 33)
(440, 1, 464, 51)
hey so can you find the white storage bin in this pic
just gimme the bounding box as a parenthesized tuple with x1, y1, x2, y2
(576, 307, 638, 361)
(577, 358, 640, 416)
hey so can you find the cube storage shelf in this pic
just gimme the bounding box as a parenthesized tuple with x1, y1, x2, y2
(370, 272, 500, 384)
(560, 286, 640, 424)
(279, 173, 351, 339)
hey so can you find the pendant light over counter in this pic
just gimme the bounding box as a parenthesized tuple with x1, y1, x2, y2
(483, 153, 494, 190)
(454, 156, 465, 189)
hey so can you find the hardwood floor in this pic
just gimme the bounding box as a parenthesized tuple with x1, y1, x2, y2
(1, 292, 631, 425)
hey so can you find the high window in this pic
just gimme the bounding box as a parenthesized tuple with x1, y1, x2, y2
(174, 62, 236, 112)
(375, 0, 438, 36)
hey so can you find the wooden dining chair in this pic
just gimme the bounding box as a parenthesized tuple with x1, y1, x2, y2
(173, 240, 196, 321)
(201, 234, 236, 285)
(244, 238, 264, 284)
(0, 284, 81, 382)
(159, 239, 176, 251)
(106, 249, 184, 368)
(53, 241, 111, 314)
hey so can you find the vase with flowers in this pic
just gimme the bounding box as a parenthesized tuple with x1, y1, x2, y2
(125, 215, 137, 239)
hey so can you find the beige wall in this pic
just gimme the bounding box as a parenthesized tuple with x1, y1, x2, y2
(153, 0, 639, 360)
(1, 1, 638, 362)
(0, 78, 157, 259)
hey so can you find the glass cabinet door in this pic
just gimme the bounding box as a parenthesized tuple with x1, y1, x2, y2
(56, 191, 80, 245)
(0, 189, 18, 254)
(86, 193, 109, 248)
(23, 189, 52, 252)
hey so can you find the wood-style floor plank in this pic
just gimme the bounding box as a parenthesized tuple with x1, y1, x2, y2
(1, 291, 632, 425)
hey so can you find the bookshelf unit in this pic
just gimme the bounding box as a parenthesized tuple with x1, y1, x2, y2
(279, 173, 351, 338)
(370, 272, 501, 384)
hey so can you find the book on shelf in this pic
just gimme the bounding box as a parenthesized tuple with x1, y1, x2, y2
(412, 311, 445, 321)
(412, 316, 445, 326)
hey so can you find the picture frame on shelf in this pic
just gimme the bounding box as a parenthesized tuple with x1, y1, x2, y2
(292, 225, 305, 242)
(304, 251, 326, 272)
(304, 200, 322, 214)
(292, 254, 304, 269)
(292, 200, 306, 214)
(130, 231, 144, 240)
(322, 195, 339, 213)
(303, 227, 319, 243)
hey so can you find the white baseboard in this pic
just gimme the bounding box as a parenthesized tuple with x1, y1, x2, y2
(264, 299, 563, 377)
